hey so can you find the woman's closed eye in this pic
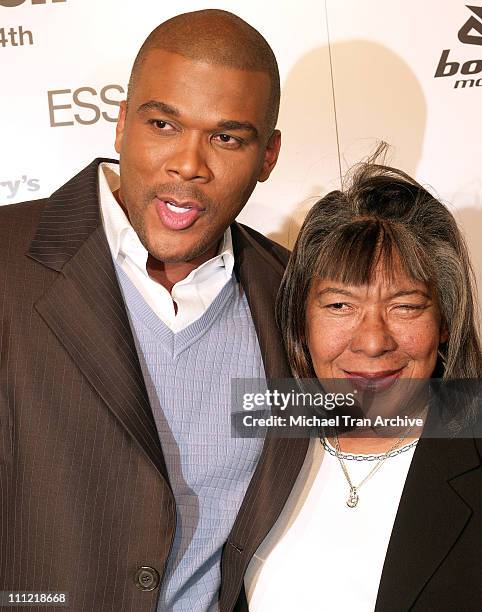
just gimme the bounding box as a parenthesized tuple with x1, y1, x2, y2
(391, 303, 429, 317)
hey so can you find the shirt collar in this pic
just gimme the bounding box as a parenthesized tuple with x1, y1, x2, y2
(98, 161, 234, 282)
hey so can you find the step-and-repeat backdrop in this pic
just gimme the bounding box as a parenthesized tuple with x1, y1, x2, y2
(1, 0, 481, 298)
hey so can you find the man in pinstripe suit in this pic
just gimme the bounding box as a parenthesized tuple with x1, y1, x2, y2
(0, 9, 308, 612)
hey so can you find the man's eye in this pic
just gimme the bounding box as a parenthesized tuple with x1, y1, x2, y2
(149, 119, 173, 131)
(213, 133, 242, 147)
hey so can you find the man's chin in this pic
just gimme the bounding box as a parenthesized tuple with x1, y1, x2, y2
(146, 242, 215, 265)
(152, 253, 201, 264)
(143, 229, 223, 266)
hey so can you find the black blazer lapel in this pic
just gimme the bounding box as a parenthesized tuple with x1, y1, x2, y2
(27, 159, 169, 481)
(375, 435, 480, 611)
(231, 222, 292, 379)
(219, 223, 309, 611)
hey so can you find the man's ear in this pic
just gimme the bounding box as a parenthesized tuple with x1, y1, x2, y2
(258, 129, 281, 182)
(114, 100, 127, 155)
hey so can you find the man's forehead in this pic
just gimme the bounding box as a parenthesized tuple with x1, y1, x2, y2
(137, 48, 270, 86)
(133, 49, 271, 124)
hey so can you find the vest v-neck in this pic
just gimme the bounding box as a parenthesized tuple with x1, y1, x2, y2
(115, 263, 237, 358)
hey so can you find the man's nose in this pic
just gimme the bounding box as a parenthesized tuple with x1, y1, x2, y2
(349, 312, 397, 357)
(165, 133, 211, 182)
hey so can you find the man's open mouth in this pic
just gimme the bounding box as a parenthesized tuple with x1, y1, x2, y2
(155, 197, 204, 230)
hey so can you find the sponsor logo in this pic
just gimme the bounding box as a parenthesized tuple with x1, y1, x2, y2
(434, 5, 482, 88)
(458, 5, 482, 45)
(435, 49, 482, 85)
(0, 0, 65, 7)
(47, 85, 125, 127)
(0, 0, 65, 46)
(0, 175, 40, 200)
(0, 25, 33, 46)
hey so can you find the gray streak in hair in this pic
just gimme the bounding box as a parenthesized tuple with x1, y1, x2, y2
(277, 144, 482, 385)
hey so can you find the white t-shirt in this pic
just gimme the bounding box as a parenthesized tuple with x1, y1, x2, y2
(245, 437, 417, 612)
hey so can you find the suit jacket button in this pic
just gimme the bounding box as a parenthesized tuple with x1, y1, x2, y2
(134, 566, 160, 591)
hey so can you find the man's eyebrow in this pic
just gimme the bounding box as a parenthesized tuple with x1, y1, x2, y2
(135, 104, 258, 137)
(137, 100, 180, 116)
(217, 120, 258, 137)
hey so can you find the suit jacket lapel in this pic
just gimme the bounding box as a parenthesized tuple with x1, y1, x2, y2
(219, 224, 309, 611)
(375, 434, 480, 611)
(28, 175, 308, 607)
(27, 159, 169, 481)
(231, 223, 292, 379)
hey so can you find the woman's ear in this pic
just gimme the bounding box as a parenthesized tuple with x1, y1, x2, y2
(439, 323, 449, 344)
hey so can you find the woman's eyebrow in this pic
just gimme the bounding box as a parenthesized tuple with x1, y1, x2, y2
(315, 288, 431, 299)
(316, 288, 355, 298)
(390, 289, 431, 299)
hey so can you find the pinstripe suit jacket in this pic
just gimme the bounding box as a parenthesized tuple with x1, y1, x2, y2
(0, 159, 309, 612)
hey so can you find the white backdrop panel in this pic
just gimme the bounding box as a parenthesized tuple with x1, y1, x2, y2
(1, 0, 480, 301)
(326, 0, 482, 295)
(0, 0, 337, 248)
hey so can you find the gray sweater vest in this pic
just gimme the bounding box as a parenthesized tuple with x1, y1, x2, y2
(116, 265, 265, 612)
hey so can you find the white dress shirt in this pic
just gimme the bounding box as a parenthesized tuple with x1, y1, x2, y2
(98, 162, 235, 332)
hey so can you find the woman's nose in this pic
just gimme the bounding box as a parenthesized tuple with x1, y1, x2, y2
(349, 312, 397, 357)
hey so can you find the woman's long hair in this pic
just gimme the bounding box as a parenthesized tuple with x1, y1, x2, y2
(277, 145, 482, 404)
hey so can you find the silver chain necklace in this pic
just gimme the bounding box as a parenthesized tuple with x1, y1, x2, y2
(320, 437, 419, 462)
(321, 428, 417, 508)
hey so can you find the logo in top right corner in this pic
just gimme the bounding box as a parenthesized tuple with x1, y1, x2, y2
(435, 5, 482, 88)
(458, 4, 482, 45)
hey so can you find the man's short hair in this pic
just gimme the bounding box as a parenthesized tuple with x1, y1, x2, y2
(127, 9, 280, 137)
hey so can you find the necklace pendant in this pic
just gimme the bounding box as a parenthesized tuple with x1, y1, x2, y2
(346, 487, 359, 508)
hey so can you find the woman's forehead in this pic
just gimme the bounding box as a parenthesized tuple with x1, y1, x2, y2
(310, 269, 431, 298)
